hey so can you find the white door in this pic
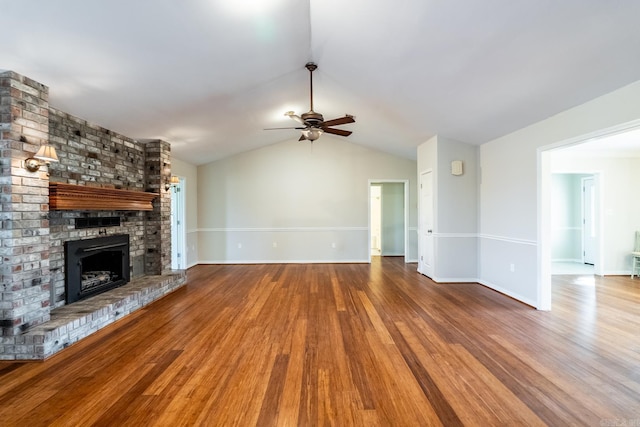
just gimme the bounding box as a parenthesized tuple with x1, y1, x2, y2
(171, 177, 186, 269)
(582, 176, 596, 265)
(419, 171, 434, 277)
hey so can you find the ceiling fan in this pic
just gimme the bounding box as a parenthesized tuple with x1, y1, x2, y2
(265, 62, 355, 142)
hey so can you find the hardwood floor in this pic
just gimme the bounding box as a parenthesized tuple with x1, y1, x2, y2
(1, 258, 639, 426)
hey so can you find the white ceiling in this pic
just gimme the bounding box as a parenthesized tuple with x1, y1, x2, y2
(2, 0, 640, 165)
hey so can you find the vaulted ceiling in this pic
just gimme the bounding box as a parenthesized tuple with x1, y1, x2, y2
(2, 0, 640, 165)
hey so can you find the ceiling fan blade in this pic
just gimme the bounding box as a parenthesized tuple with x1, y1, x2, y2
(264, 127, 305, 130)
(323, 127, 352, 137)
(322, 115, 355, 127)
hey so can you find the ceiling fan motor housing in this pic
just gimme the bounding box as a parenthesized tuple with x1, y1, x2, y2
(301, 111, 324, 125)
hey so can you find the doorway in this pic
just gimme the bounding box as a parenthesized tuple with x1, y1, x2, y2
(368, 180, 409, 262)
(549, 173, 597, 275)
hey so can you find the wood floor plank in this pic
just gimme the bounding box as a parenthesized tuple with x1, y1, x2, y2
(1, 258, 640, 425)
(276, 319, 307, 427)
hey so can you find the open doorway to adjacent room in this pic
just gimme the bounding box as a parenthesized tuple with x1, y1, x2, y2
(550, 172, 597, 276)
(540, 122, 640, 309)
(368, 180, 409, 262)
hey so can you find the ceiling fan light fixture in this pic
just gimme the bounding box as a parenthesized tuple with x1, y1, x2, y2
(302, 128, 323, 141)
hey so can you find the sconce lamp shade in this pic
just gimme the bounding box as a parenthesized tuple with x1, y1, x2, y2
(165, 175, 180, 191)
(34, 144, 59, 163)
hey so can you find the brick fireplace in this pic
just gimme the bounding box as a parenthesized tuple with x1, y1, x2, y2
(0, 70, 185, 360)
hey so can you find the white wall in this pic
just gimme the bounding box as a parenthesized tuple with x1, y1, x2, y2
(479, 79, 640, 308)
(197, 138, 418, 263)
(417, 135, 478, 281)
(171, 157, 199, 268)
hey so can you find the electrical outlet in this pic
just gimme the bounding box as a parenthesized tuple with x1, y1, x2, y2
(272, 242, 277, 248)
(237, 243, 242, 249)
(510, 263, 515, 272)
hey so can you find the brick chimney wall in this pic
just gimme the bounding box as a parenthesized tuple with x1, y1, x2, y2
(144, 140, 172, 274)
(1, 70, 172, 335)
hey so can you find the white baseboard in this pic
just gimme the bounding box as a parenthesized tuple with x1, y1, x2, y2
(430, 276, 480, 283)
(196, 259, 370, 265)
(552, 258, 583, 263)
(477, 279, 538, 308)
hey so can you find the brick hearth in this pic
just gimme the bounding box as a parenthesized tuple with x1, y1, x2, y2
(0, 70, 185, 360)
(9, 271, 185, 359)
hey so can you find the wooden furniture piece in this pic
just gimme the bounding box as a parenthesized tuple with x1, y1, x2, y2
(49, 182, 158, 211)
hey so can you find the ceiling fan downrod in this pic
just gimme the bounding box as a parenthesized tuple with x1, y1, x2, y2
(301, 62, 323, 125)
(306, 62, 317, 112)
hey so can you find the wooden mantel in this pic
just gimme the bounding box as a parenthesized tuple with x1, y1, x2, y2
(49, 182, 159, 211)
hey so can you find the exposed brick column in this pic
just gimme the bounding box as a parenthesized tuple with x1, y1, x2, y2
(143, 140, 172, 274)
(0, 71, 52, 336)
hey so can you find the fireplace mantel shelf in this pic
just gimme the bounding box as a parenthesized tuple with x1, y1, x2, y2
(49, 182, 159, 211)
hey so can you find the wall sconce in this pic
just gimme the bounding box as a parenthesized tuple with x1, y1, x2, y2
(451, 160, 463, 176)
(24, 144, 59, 172)
(165, 175, 179, 191)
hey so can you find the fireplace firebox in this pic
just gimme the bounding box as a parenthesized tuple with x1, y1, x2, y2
(65, 234, 130, 304)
